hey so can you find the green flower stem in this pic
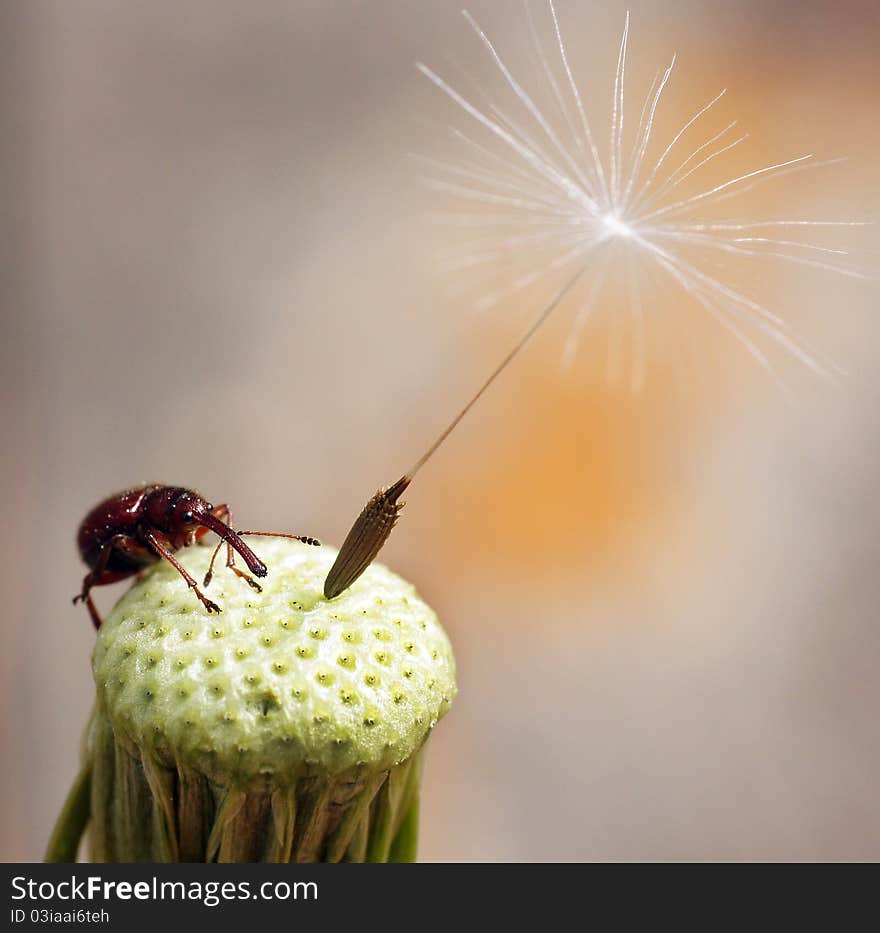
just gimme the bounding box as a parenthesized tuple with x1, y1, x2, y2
(44, 764, 91, 863)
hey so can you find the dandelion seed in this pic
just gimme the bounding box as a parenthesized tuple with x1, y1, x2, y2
(418, 1, 867, 391)
(323, 0, 868, 599)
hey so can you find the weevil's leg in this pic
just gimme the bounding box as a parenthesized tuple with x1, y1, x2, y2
(223, 554, 264, 592)
(203, 537, 226, 587)
(73, 577, 103, 629)
(80, 593, 102, 630)
(199, 504, 229, 585)
(217, 505, 262, 590)
(201, 504, 263, 591)
(73, 534, 130, 629)
(144, 530, 222, 614)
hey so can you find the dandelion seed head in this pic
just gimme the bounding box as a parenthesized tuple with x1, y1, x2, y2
(419, 1, 866, 395)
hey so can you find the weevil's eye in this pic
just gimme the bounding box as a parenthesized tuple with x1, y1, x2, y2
(182, 510, 194, 523)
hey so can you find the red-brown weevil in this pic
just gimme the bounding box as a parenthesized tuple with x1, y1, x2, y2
(74, 484, 319, 628)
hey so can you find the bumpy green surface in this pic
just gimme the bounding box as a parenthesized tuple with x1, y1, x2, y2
(93, 540, 455, 786)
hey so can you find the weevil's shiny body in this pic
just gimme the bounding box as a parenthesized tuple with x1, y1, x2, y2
(77, 485, 225, 578)
(74, 484, 318, 629)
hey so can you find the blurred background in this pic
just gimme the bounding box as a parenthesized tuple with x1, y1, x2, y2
(1, 0, 878, 861)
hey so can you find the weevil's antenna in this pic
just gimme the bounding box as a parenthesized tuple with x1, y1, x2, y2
(323, 262, 588, 599)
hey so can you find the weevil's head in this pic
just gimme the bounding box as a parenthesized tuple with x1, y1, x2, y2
(143, 486, 212, 546)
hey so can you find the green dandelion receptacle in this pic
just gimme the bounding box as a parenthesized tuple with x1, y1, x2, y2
(46, 539, 456, 863)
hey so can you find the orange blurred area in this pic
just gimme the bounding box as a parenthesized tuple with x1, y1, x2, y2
(427, 330, 697, 581)
(2, 0, 878, 861)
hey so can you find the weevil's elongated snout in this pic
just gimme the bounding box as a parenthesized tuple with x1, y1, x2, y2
(323, 475, 411, 599)
(197, 510, 268, 577)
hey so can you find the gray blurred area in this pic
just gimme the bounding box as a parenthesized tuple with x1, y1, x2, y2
(1, 0, 879, 861)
